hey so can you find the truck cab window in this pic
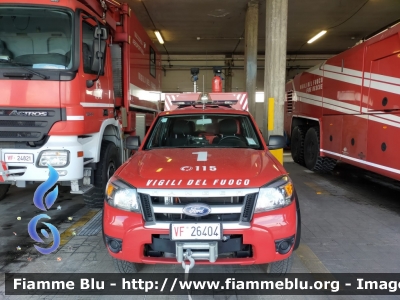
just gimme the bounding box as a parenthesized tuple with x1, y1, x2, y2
(0, 7, 72, 70)
(82, 21, 97, 75)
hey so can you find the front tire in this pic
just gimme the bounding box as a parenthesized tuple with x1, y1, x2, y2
(83, 141, 120, 208)
(113, 257, 140, 273)
(304, 126, 337, 172)
(304, 127, 324, 171)
(0, 184, 10, 201)
(264, 254, 294, 275)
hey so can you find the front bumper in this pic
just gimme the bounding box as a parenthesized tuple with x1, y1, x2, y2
(0, 136, 83, 183)
(103, 200, 297, 265)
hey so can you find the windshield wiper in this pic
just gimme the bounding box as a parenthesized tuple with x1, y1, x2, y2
(217, 146, 252, 148)
(0, 58, 49, 79)
(174, 145, 204, 148)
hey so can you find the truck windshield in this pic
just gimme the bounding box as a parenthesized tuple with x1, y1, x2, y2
(145, 114, 263, 149)
(0, 7, 72, 70)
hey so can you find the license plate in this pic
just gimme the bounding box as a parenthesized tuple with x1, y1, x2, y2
(4, 153, 34, 163)
(170, 223, 222, 240)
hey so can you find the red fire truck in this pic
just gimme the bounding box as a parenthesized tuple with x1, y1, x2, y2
(102, 87, 301, 273)
(0, 0, 161, 206)
(284, 21, 400, 180)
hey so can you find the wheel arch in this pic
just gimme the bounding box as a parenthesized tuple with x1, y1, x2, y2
(80, 119, 123, 164)
(290, 116, 321, 137)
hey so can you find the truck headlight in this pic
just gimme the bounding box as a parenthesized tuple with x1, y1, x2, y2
(254, 176, 294, 213)
(105, 178, 140, 212)
(38, 150, 69, 167)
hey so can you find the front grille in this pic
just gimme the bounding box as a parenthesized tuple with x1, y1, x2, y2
(140, 194, 154, 222)
(0, 108, 65, 142)
(0, 131, 41, 138)
(154, 212, 241, 222)
(0, 136, 50, 149)
(241, 193, 257, 222)
(0, 120, 46, 127)
(286, 90, 293, 113)
(151, 196, 245, 205)
(138, 192, 257, 224)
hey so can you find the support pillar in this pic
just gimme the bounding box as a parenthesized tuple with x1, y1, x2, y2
(225, 55, 233, 92)
(244, 0, 259, 117)
(263, 0, 288, 164)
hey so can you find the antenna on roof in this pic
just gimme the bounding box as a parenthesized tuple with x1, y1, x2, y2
(203, 75, 205, 94)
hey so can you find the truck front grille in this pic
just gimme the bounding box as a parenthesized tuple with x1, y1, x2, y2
(0, 131, 41, 138)
(0, 108, 65, 142)
(0, 120, 46, 127)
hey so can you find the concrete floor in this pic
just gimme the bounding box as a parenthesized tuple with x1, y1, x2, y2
(1, 153, 400, 299)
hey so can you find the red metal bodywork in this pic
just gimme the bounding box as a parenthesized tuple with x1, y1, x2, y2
(103, 100, 298, 266)
(103, 201, 296, 265)
(1, 0, 161, 136)
(0, 0, 161, 183)
(284, 22, 400, 180)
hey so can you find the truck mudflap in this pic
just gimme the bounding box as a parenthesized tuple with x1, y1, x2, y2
(176, 241, 218, 270)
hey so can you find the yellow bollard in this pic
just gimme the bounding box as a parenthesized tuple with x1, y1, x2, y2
(268, 97, 283, 165)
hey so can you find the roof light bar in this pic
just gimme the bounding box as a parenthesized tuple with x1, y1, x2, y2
(213, 100, 238, 105)
(171, 99, 238, 106)
(175, 101, 196, 105)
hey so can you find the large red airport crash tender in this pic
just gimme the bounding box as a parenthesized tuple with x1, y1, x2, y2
(0, 0, 161, 206)
(284, 21, 400, 180)
(103, 83, 301, 273)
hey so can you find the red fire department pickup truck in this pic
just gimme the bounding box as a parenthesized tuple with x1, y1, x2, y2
(102, 92, 301, 274)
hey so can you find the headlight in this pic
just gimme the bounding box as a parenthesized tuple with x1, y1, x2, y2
(38, 150, 69, 167)
(105, 178, 140, 212)
(254, 176, 294, 213)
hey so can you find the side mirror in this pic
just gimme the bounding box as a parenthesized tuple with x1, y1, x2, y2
(94, 27, 108, 40)
(85, 24, 107, 88)
(268, 135, 286, 150)
(126, 136, 141, 150)
(90, 39, 106, 73)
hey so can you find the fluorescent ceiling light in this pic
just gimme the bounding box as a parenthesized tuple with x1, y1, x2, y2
(307, 30, 327, 44)
(154, 30, 164, 44)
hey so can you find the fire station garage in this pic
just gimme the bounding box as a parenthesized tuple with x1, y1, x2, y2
(1, 0, 400, 299)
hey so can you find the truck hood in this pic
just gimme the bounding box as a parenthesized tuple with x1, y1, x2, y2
(0, 80, 60, 107)
(117, 148, 286, 189)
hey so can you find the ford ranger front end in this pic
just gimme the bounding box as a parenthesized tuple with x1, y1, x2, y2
(102, 98, 301, 274)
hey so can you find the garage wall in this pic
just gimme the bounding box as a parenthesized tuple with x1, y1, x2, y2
(160, 54, 333, 93)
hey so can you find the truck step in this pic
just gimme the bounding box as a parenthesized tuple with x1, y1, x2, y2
(70, 184, 94, 194)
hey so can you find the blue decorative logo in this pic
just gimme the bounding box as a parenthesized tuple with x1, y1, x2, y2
(183, 203, 211, 217)
(28, 165, 61, 254)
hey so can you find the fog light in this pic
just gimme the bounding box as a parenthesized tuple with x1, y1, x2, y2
(105, 236, 122, 253)
(275, 236, 295, 254)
